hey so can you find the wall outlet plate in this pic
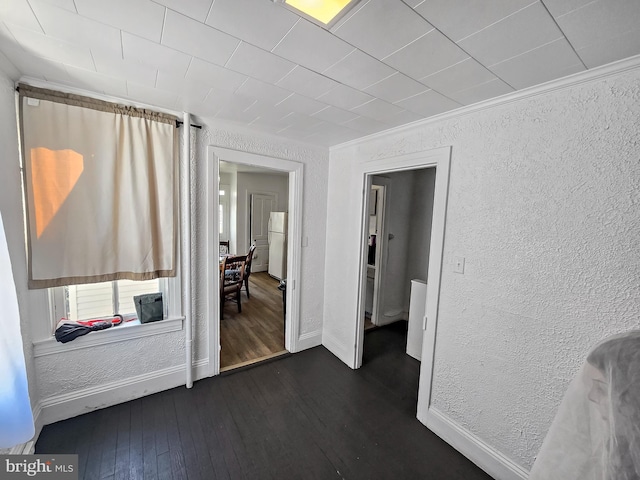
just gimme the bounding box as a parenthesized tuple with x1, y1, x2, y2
(454, 256, 465, 274)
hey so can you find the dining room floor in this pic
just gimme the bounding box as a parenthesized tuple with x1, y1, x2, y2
(220, 272, 286, 371)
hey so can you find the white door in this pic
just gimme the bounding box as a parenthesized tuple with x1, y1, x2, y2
(250, 193, 277, 272)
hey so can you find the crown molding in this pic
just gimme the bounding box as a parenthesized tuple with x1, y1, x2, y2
(332, 53, 640, 151)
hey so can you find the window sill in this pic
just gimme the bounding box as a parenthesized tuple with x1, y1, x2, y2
(32, 316, 184, 358)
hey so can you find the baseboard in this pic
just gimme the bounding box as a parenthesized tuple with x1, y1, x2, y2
(38, 359, 210, 427)
(375, 311, 408, 326)
(425, 407, 529, 480)
(296, 330, 322, 351)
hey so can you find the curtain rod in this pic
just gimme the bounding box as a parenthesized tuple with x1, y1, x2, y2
(176, 121, 202, 129)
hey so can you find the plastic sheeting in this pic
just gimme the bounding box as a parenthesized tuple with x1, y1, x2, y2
(530, 330, 640, 480)
(0, 212, 34, 448)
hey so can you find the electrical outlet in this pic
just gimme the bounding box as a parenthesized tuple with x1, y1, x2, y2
(454, 256, 465, 274)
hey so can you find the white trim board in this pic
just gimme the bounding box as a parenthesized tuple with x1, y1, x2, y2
(37, 359, 210, 427)
(424, 407, 529, 480)
(332, 54, 640, 151)
(207, 146, 305, 377)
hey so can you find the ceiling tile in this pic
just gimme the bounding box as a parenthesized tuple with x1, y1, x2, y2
(403, 0, 425, 8)
(34, 0, 77, 13)
(122, 32, 192, 78)
(382, 29, 469, 80)
(276, 65, 340, 99)
(341, 115, 389, 134)
(542, 0, 596, 17)
(161, 10, 239, 66)
(92, 51, 157, 87)
(6, 22, 95, 70)
(364, 72, 429, 103)
(272, 19, 354, 73)
(153, 0, 213, 22)
(490, 38, 585, 89)
(0, 50, 20, 79)
(458, 2, 564, 67)
(210, 93, 257, 119)
(332, 0, 432, 59)
(276, 93, 328, 116)
(415, 0, 535, 42)
(206, 0, 299, 51)
(322, 49, 396, 90)
(420, 58, 497, 95)
(395, 89, 461, 117)
(225, 42, 295, 84)
(279, 112, 324, 130)
(576, 29, 640, 68)
(448, 78, 514, 105)
(552, 0, 640, 51)
(316, 84, 374, 110)
(30, 0, 121, 55)
(64, 64, 128, 97)
(0, 0, 43, 32)
(75, 0, 165, 42)
(311, 106, 359, 125)
(350, 98, 405, 123)
(245, 101, 291, 123)
(306, 121, 363, 144)
(185, 58, 248, 93)
(234, 77, 292, 105)
(157, 70, 212, 103)
(384, 109, 424, 128)
(1, 44, 66, 81)
(126, 82, 178, 109)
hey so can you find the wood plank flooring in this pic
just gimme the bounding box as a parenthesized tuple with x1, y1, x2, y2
(36, 322, 494, 480)
(220, 272, 286, 370)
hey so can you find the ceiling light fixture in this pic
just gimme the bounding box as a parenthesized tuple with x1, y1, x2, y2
(275, 0, 360, 27)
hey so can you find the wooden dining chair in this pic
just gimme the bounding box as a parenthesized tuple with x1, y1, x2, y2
(243, 245, 256, 298)
(220, 254, 246, 319)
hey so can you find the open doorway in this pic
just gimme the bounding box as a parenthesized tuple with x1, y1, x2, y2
(218, 161, 289, 371)
(207, 147, 304, 376)
(360, 167, 437, 365)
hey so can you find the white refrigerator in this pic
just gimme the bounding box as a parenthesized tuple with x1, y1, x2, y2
(268, 212, 287, 280)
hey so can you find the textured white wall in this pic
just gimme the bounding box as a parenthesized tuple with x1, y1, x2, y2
(326, 66, 640, 469)
(194, 124, 329, 341)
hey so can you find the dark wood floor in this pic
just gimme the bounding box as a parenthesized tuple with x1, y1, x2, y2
(36, 322, 493, 480)
(220, 272, 286, 370)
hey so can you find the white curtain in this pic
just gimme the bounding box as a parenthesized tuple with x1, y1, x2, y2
(19, 85, 177, 289)
(0, 212, 34, 448)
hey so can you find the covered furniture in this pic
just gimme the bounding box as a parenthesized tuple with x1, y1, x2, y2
(529, 330, 640, 480)
(243, 245, 256, 298)
(220, 255, 246, 319)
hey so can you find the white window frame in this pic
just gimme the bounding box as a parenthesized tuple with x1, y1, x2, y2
(32, 275, 183, 357)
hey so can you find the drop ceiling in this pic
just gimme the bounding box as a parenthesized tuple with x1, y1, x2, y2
(0, 0, 639, 147)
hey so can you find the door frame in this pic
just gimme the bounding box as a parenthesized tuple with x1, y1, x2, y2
(368, 179, 390, 326)
(206, 146, 303, 376)
(354, 148, 451, 420)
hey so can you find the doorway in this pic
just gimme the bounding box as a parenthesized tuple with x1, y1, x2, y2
(207, 147, 304, 376)
(360, 168, 437, 365)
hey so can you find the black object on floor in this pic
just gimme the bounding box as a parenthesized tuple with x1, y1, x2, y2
(36, 321, 493, 479)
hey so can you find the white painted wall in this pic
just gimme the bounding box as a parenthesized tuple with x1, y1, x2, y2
(235, 171, 288, 257)
(405, 168, 435, 287)
(323, 64, 640, 473)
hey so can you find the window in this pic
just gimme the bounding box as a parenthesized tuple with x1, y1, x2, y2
(66, 279, 163, 321)
(49, 277, 179, 329)
(219, 183, 230, 241)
